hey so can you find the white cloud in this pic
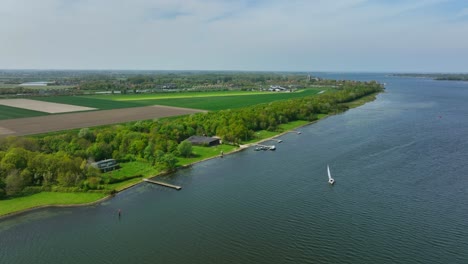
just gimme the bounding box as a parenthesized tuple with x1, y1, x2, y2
(0, 0, 467, 71)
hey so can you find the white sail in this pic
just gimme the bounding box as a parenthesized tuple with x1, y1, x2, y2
(327, 165, 335, 185)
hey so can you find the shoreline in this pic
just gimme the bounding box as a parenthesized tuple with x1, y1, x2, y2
(0, 125, 306, 220)
(0, 92, 380, 220)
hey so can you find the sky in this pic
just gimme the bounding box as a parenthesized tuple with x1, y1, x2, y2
(1, 0, 467, 72)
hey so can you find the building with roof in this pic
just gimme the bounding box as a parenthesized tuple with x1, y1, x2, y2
(91, 159, 119, 172)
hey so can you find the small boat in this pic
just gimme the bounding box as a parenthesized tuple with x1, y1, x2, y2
(269, 145, 276, 151)
(327, 165, 335, 185)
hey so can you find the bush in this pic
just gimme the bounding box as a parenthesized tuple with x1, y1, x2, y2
(85, 177, 102, 190)
(21, 186, 43, 196)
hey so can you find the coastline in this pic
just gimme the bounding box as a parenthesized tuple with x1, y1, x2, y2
(0, 92, 380, 220)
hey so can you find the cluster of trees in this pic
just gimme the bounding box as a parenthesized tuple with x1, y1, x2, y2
(0, 81, 383, 198)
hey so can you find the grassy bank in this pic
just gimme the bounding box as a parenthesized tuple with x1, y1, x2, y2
(0, 192, 107, 217)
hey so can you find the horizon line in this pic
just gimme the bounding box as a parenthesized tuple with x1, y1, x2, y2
(1, 68, 467, 74)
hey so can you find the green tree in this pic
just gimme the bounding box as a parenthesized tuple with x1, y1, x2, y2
(5, 170, 26, 196)
(1, 148, 29, 172)
(0, 178, 6, 198)
(177, 140, 192, 158)
(78, 128, 95, 142)
(156, 153, 178, 172)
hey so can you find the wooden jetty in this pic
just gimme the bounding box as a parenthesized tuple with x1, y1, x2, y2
(286, 130, 301, 135)
(254, 144, 276, 151)
(143, 178, 182, 190)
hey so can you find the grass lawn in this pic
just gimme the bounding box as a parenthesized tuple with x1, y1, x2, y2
(102, 161, 158, 180)
(106, 177, 146, 192)
(102, 161, 159, 191)
(242, 120, 310, 144)
(0, 192, 106, 217)
(278, 120, 311, 131)
(177, 144, 238, 165)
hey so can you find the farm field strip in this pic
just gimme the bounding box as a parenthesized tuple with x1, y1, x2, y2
(104, 90, 306, 101)
(35, 96, 142, 110)
(0, 104, 48, 120)
(0, 105, 204, 136)
(0, 99, 96, 113)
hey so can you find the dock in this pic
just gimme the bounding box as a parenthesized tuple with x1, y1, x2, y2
(286, 130, 301, 135)
(254, 144, 276, 151)
(143, 178, 182, 190)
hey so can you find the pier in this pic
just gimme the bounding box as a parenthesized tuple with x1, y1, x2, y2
(143, 178, 182, 190)
(254, 144, 276, 151)
(286, 130, 301, 135)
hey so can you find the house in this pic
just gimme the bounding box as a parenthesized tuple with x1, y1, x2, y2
(268, 85, 287, 92)
(186, 136, 221, 146)
(91, 159, 119, 172)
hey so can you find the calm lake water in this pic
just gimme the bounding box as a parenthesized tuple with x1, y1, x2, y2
(1, 73, 468, 264)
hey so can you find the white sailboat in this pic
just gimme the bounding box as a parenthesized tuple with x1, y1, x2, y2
(327, 165, 335, 185)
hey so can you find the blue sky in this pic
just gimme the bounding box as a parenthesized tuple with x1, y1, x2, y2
(0, 0, 467, 72)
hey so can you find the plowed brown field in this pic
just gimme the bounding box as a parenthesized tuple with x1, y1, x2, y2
(0, 105, 204, 136)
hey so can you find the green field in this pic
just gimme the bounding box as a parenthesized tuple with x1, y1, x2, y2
(35, 96, 142, 110)
(0, 88, 328, 120)
(134, 89, 323, 111)
(0, 105, 47, 120)
(39, 88, 326, 111)
(108, 90, 288, 100)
